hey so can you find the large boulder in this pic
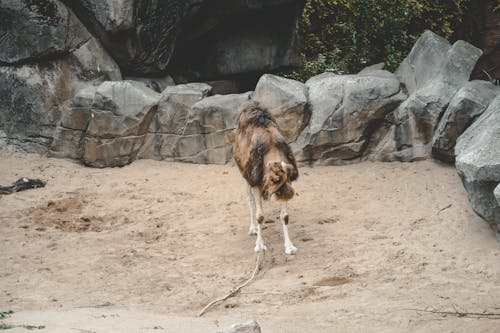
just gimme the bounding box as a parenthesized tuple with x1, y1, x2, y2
(371, 31, 483, 161)
(139, 82, 251, 164)
(49, 86, 96, 159)
(83, 81, 160, 167)
(395, 30, 452, 94)
(155, 83, 213, 135)
(432, 81, 499, 162)
(252, 74, 309, 143)
(0, 37, 122, 153)
(63, 0, 303, 78)
(293, 71, 406, 165)
(61, 0, 189, 75)
(0, 0, 90, 64)
(138, 83, 212, 160)
(455, 94, 500, 235)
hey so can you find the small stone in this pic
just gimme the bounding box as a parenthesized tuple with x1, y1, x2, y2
(213, 320, 261, 333)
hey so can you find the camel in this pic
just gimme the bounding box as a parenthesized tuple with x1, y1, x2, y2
(233, 101, 299, 254)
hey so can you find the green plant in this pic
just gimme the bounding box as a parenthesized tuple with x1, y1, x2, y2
(285, 0, 471, 81)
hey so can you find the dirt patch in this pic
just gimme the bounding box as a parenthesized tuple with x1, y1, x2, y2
(1, 150, 499, 332)
(19, 197, 101, 232)
(314, 276, 352, 287)
(17, 196, 127, 233)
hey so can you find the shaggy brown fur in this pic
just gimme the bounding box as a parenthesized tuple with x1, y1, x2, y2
(234, 101, 298, 200)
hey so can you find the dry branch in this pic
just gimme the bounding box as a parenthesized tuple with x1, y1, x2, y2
(407, 308, 500, 319)
(198, 252, 264, 317)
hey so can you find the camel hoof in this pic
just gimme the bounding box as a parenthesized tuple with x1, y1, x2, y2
(254, 242, 267, 252)
(285, 244, 297, 255)
(248, 225, 258, 235)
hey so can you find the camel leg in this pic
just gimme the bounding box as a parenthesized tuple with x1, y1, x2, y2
(280, 201, 297, 254)
(252, 186, 267, 252)
(247, 184, 258, 235)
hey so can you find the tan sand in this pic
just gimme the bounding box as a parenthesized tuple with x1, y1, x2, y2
(0, 149, 499, 332)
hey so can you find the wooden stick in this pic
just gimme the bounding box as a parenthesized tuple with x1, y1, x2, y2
(407, 308, 500, 319)
(437, 203, 452, 214)
(198, 252, 264, 317)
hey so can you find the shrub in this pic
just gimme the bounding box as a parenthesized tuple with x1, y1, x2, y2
(284, 0, 471, 81)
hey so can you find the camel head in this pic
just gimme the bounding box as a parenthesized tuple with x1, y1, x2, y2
(262, 161, 295, 200)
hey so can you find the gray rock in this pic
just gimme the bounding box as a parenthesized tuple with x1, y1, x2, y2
(83, 81, 160, 167)
(49, 127, 85, 159)
(75, 0, 134, 32)
(84, 135, 146, 168)
(432, 81, 499, 162)
(186, 93, 249, 136)
(373, 32, 483, 161)
(294, 71, 406, 164)
(64, 0, 302, 77)
(358, 69, 395, 79)
(139, 91, 251, 164)
(358, 62, 385, 75)
(252, 74, 309, 143)
(495, 184, 500, 207)
(214, 320, 261, 333)
(62, 0, 191, 75)
(155, 83, 213, 134)
(71, 38, 122, 82)
(366, 123, 398, 161)
(0, 65, 66, 153)
(205, 80, 242, 95)
(455, 94, 500, 234)
(137, 83, 212, 160)
(0, 0, 90, 64)
(395, 30, 451, 95)
(124, 75, 176, 93)
(91, 81, 159, 121)
(0, 34, 121, 154)
(71, 85, 98, 108)
(49, 86, 96, 158)
(60, 86, 96, 131)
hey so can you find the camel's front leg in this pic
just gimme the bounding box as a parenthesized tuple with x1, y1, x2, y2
(280, 201, 297, 254)
(251, 186, 267, 252)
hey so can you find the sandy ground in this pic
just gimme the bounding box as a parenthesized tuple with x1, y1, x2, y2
(0, 149, 499, 333)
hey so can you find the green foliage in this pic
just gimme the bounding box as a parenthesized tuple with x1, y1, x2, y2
(286, 0, 471, 81)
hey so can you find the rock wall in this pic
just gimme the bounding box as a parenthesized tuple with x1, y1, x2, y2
(1, 28, 496, 170)
(0, 0, 90, 64)
(0, 36, 121, 153)
(60, 0, 304, 78)
(0, 0, 303, 154)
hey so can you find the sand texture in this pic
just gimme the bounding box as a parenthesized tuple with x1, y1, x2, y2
(1, 149, 499, 332)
